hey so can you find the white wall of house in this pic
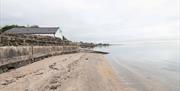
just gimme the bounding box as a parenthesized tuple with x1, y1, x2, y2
(55, 29, 63, 39)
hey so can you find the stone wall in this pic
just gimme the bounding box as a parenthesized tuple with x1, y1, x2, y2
(0, 46, 79, 73)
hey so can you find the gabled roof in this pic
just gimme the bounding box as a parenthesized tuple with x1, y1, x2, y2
(4, 27, 59, 34)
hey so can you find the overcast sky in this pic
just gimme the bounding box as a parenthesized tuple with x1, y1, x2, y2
(0, 0, 179, 43)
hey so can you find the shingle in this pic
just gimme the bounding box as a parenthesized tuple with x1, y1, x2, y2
(4, 27, 59, 34)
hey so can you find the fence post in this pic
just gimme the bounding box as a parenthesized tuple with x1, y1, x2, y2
(31, 45, 34, 61)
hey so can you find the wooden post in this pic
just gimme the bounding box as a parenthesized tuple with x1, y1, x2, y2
(31, 45, 34, 61)
(23, 39, 26, 46)
(0, 32, 1, 44)
(0, 35, 1, 44)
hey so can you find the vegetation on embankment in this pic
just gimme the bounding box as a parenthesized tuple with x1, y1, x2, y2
(0, 25, 39, 33)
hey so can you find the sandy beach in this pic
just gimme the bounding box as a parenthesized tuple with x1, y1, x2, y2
(0, 53, 124, 91)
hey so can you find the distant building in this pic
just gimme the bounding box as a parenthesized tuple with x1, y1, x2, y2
(4, 27, 63, 39)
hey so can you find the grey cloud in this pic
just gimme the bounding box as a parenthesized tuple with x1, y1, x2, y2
(0, 0, 179, 43)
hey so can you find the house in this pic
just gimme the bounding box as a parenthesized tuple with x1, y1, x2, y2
(4, 27, 63, 39)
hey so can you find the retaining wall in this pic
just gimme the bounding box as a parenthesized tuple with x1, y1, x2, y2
(0, 46, 79, 73)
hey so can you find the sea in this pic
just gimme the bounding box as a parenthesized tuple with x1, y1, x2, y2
(94, 40, 180, 91)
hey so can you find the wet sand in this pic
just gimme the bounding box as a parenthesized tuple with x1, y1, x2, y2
(0, 53, 125, 91)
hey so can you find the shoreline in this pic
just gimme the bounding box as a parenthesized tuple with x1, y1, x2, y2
(0, 53, 125, 91)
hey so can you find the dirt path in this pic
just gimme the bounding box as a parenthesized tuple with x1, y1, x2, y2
(0, 53, 125, 91)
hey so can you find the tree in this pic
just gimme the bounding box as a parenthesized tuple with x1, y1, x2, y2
(0, 25, 25, 33)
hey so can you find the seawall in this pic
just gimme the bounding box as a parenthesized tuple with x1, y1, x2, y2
(0, 46, 79, 73)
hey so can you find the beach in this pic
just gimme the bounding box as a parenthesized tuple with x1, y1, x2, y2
(0, 53, 124, 91)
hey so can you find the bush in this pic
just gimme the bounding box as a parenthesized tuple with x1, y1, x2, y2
(0, 25, 25, 33)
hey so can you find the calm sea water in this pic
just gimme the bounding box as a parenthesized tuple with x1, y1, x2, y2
(95, 40, 180, 91)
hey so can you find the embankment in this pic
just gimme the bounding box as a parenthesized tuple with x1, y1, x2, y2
(0, 46, 79, 73)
